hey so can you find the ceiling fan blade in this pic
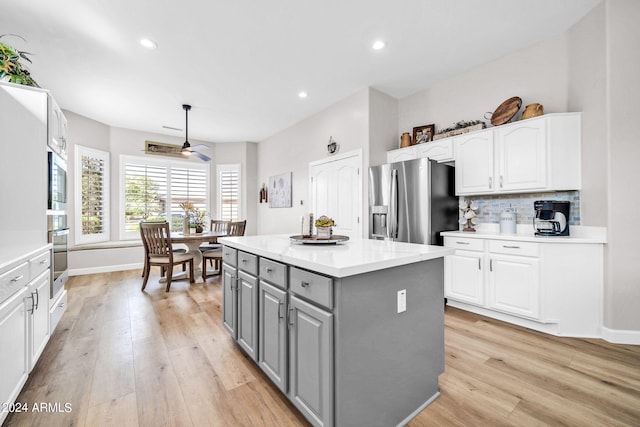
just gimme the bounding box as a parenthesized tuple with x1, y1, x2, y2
(192, 151, 211, 162)
(189, 144, 210, 151)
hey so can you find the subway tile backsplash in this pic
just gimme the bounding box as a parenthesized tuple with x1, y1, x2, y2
(459, 191, 581, 226)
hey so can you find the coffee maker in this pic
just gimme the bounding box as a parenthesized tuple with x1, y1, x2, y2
(533, 200, 570, 236)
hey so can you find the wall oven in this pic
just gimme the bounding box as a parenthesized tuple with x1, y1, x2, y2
(48, 214, 68, 298)
(48, 150, 67, 212)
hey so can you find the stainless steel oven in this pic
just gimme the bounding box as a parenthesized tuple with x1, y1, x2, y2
(48, 215, 68, 298)
(48, 150, 67, 212)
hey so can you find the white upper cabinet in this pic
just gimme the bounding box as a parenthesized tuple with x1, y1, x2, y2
(454, 128, 495, 194)
(386, 139, 454, 164)
(455, 113, 581, 196)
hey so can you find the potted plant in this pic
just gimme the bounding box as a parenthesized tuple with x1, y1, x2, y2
(315, 215, 335, 239)
(0, 34, 39, 87)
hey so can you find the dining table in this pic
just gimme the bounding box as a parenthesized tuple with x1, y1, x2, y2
(161, 230, 227, 284)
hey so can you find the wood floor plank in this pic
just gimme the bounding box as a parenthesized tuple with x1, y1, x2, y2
(85, 392, 139, 427)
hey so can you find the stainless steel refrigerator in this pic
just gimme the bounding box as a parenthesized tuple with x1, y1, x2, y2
(369, 158, 458, 245)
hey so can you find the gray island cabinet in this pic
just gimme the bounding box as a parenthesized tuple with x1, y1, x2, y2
(218, 235, 453, 427)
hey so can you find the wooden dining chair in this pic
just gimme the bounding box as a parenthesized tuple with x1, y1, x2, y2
(199, 220, 230, 252)
(202, 220, 247, 279)
(140, 221, 187, 278)
(140, 221, 195, 292)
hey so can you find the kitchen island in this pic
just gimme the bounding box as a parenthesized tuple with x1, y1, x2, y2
(218, 235, 452, 427)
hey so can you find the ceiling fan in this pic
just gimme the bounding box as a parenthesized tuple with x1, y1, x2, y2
(180, 104, 211, 162)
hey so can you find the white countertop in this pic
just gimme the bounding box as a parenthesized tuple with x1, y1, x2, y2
(441, 224, 607, 244)
(218, 235, 453, 278)
(0, 240, 52, 273)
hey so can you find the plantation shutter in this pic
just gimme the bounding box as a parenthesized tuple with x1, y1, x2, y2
(218, 165, 240, 221)
(75, 146, 110, 244)
(123, 162, 167, 233)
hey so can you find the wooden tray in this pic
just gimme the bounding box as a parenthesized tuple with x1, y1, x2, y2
(491, 96, 522, 126)
(290, 235, 350, 245)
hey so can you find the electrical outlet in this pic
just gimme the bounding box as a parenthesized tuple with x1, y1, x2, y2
(397, 289, 406, 313)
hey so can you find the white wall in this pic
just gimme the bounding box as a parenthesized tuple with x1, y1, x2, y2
(399, 34, 569, 139)
(604, 0, 640, 331)
(256, 89, 370, 235)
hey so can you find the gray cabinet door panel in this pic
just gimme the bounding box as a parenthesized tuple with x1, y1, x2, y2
(222, 263, 237, 339)
(289, 295, 333, 427)
(258, 280, 287, 392)
(237, 270, 258, 361)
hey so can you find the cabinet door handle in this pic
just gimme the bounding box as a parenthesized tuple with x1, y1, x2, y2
(300, 281, 310, 288)
(288, 307, 294, 329)
(503, 245, 520, 249)
(478, 258, 481, 270)
(490, 259, 493, 272)
(34, 288, 39, 310)
(500, 175, 504, 188)
(10, 274, 24, 283)
(489, 176, 493, 189)
(456, 241, 470, 245)
(278, 301, 284, 319)
(27, 294, 35, 315)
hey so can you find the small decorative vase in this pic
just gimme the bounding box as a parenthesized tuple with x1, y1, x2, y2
(316, 226, 332, 240)
(195, 225, 204, 234)
(183, 212, 190, 234)
(400, 132, 411, 148)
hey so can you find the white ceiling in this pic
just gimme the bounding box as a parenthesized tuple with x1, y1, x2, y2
(1, 0, 600, 143)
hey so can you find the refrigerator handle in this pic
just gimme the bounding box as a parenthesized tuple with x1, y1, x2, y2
(390, 169, 398, 238)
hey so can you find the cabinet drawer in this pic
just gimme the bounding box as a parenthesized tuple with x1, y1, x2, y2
(444, 237, 484, 252)
(238, 251, 258, 276)
(29, 251, 50, 279)
(222, 246, 237, 267)
(489, 240, 539, 257)
(50, 289, 67, 333)
(260, 258, 287, 289)
(290, 267, 333, 310)
(0, 262, 29, 304)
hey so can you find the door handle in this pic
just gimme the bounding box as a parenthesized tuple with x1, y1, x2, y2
(489, 176, 493, 189)
(278, 301, 284, 319)
(389, 169, 399, 239)
(478, 258, 481, 270)
(288, 307, 294, 329)
(500, 175, 503, 188)
(34, 288, 39, 310)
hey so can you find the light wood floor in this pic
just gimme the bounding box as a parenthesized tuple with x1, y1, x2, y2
(4, 270, 640, 427)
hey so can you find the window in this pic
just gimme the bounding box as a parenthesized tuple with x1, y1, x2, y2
(75, 145, 110, 244)
(120, 155, 210, 239)
(217, 164, 241, 221)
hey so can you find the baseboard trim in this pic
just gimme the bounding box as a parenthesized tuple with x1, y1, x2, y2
(601, 326, 640, 345)
(69, 263, 142, 276)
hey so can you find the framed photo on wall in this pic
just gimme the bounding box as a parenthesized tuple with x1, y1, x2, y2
(412, 124, 435, 145)
(269, 172, 292, 208)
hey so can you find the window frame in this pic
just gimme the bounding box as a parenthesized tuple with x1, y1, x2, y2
(119, 154, 211, 240)
(74, 145, 110, 245)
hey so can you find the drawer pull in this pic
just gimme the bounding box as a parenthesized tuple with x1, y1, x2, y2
(455, 241, 470, 245)
(503, 245, 521, 249)
(265, 267, 273, 273)
(241, 258, 248, 263)
(10, 274, 24, 283)
(300, 281, 310, 288)
(40, 259, 47, 265)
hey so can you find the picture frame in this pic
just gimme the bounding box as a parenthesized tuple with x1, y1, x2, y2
(145, 140, 187, 158)
(412, 124, 435, 145)
(268, 172, 292, 208)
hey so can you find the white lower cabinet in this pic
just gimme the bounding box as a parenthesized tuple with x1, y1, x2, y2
(0, 287, 29, 424)
(28, 271, 51, 371)
(444, 250, 484, 305)
(444, 233, 604, 338)
(488, 254, 539, 319)
(0, 247, 51, 425)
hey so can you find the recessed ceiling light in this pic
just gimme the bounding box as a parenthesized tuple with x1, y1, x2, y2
(298, 91, 308, 99)
(140, 38, 157, 49)
(372, 40, 386, 50)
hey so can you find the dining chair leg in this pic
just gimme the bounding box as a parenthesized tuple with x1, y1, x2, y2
(202, 258, 207, 281)
(165, 264, 173, 292)
(141, 263, 151, 291)
(189, 260, 195, 284)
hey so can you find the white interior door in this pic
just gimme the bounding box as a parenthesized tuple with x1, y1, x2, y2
(309, 151, 362, 238)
